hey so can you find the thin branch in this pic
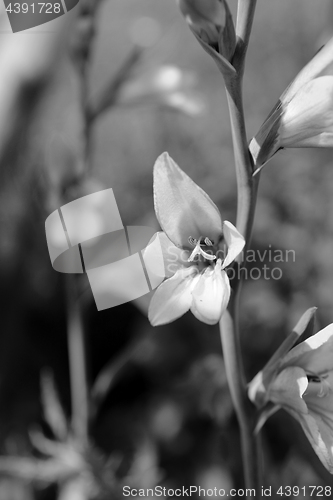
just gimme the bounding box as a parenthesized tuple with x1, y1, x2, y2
(65, 274, 89, 445)
(87, 48, 142, 123)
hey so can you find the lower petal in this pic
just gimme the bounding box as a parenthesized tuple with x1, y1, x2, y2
(222, 221, 245, 269)
(288, 408, 333, 473)
(190, 266, 230, 325)
(148, 266, 198, 326)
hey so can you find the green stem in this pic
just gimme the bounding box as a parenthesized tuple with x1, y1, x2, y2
(65, 274, 89, 445)
(220, 305, 261, 490)
(218, 0, 262, 493)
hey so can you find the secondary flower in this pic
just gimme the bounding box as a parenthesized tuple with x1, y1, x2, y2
(145, 152, 245, 326)
(249, 322, 333, 473)
(249, 36, 333, 172)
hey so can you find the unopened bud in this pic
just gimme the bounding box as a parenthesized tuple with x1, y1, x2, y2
(177, 0, 235, 60)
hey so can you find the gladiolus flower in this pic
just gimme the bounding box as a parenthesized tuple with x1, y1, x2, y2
(145, 152, 245, 326)
(249, 321, 333, 473)
(249, 36, 333, 172)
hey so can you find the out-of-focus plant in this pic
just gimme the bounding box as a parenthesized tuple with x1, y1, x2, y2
(0, 372, 120, 499)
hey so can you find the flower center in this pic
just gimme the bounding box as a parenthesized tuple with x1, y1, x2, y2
(187, 236, 217, 263)
(306, 373, 331, 398)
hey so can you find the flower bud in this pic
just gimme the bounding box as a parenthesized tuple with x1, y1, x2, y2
(176, 0, 235, 61)
(177, 0, 225, 44)
(249, 36, 333, 172)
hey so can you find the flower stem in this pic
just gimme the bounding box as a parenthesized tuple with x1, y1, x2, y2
(219, 305, 261, 491)
(219, 0, 262, 493)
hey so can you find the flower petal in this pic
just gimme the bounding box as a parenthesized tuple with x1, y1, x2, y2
(143, 231, 190, 279)
(178, 0, 226, 34)
(281, 324, 333, 374)
(280, 76, 333, 148)
(288, 408, 333, 473)
(148, 266, 198, 326)
(221, 220, 245, 269)
(190, 265, 230, 325)
(282, 36, 333, 104)
(268, 367, 308, 415)
(153, 153, 223, 248)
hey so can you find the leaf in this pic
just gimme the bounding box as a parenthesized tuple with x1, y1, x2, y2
(41, 370, 68, 441)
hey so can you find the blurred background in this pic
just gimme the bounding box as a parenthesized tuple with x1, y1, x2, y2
(0, 0, 333, 498)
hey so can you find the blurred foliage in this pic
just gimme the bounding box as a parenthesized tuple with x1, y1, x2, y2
(0, 0, 333, 498)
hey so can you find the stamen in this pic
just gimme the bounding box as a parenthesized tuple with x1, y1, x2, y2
(203, 237, 214, 246)
(188, 237, 216, 262)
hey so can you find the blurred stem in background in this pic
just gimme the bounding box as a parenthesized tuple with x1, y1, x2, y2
(65, 0, 102, 447)
(219, 0, 262, 493)
(66, 0, 143, 448)
(65, 274, 89, 446)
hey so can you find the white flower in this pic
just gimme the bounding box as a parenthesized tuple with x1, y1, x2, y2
(146, 152, 245, 326)
(249, 321, 333, 473)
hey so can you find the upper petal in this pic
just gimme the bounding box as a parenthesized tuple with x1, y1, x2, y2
(221, 220, 245, 269)
(148, 266, 198, 326)
(282, 36, 333, 104)
(280, 76, 333, 148)
(281, 323, 333, 374)
(268, 367, 308, 415)
(190, 265, 230, 325)
(153, 153, 223, 248)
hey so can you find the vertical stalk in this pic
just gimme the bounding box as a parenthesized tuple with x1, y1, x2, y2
(218, 0, 261, 493)
(66, 274, 89, 445)
(220, 305, 261, 490)
(64, 0, 101, 445)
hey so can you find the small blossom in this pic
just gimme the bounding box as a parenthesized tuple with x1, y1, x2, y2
(249, 321, 333, 473)
(145, 152, 245, 326)
(249, 36, 333, 172)
(117, 65, 205, 116)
